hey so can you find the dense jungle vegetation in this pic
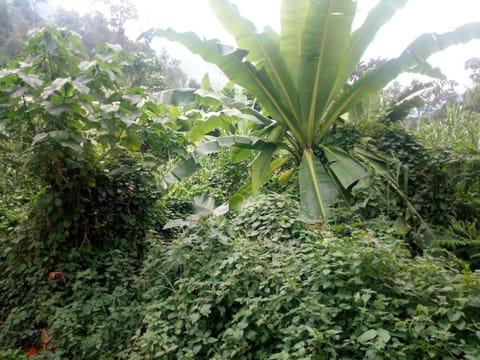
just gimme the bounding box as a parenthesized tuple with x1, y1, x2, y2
(1, 0, 480, 358)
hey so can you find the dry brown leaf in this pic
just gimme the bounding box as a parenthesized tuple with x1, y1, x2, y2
(41, 328, 50, 350)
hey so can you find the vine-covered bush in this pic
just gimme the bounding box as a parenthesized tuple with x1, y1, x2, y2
(366, 125, 453, 223)
(350, 124, 453, 225)
(0, 26, 177, 358)
(0, 246, 144, 359)
(163, 149, 249, 221)
(127, 194, 480, 359)
(0, 155, 160, 357)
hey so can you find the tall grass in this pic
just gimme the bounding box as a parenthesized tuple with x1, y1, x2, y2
(415, 103, 480, 151)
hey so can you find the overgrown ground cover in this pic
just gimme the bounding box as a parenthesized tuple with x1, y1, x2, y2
(129, 194, 480, 359)
(1, 145, 480, 358)
(1, 0, 480, 359)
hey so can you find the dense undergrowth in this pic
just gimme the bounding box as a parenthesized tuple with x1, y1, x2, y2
(2, 121, 480, 359)
(3, 190, 480, 359)
(1, 12, 480, 360)
(126, 194, 480, 359)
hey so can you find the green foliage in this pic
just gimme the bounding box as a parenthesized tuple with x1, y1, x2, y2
(127, 196, 480, 359)
(0, 26, 184, 357)
(0, 348, 24, 360)
(1, 5, 480, 360)
(358, 124, 453, 225)
(415, 103, 480, 151)
(0, 26, 184, 246)
(144, 0, 480, 219)
(329, 122, 480, 266)
(164, 149, 249, 222)
(230, 192, 305, 242)
(0, 235, 145, 358)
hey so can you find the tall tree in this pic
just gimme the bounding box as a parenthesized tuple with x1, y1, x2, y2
(0, 0, 46, 64)
(53, 3, 186, 90)
(464, 57, 480, 113)
(146, 0, 480, 220)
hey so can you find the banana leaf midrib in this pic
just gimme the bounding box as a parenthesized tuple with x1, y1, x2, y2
(209, 0, 303, 146)
(306, 0, 336, 147)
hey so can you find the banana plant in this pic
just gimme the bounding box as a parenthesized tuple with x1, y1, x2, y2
(144, 0, 480, 220)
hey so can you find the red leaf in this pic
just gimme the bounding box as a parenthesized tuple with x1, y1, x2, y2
(27, 347, 38, 356)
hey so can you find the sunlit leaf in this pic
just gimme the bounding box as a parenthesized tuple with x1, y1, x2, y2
(357, 329, 377, 343)
(299, 149, 338, 219)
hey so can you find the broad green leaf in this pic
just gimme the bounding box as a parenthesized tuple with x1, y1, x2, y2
(280, 0, 309, 84)
(393, 217, 410, 236)
(229, 181, 252, 209)
(17, 72, 43, 88)
(45, 130, 70, 142)
(194, 89, 273, 125)
(141, 28, 303, 143)
(299, 148, 338, 219)
(231, 157, 287, 208)
(162, 136, 271, 189)
(41, 78, 70, 99)
(323, 146, 368, 189)
(231, 146, 253, 163)
(298, 0, 356, 145)
(194, 88, 236, 108)
(101, 103, 120, 113)
(209, 0, 301, 123)
(192, 194, 217, 215)
(32, 132, 49, 145)
(331, 0, 408, 95)
(187, 109, 263, 143)
(251, 145, 277, 194)
(268, 157, 289, 176)
(0, 69, 15, 80)
(213, 203, 229, 216)
(152, 88, 196, 106)
(376, 329, 391, 345)
(78, 60, 96, 71)
(277, 167, 296, 186)
(448, 311, 464, 322)
(10, 87, 28, 98)
(322, 22, 480, 138)
(163, 219, 192, 230)
(59, 141, 82, 153)
(72, 80, 90, 94)
(357, 329, 377, 344)
(122, 130, 142, 152)
(162, 154, 201, 188)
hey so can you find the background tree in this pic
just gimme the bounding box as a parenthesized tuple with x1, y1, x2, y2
(0, 0, 47, 64)
(100, 0, 138, 36)
(0, 0, 188, 90)
(0, 27, 189, 355)
(464, 57, 480, 113)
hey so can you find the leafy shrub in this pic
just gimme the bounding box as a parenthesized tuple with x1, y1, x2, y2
(0, 232, 145, 358)
(0, 151, 162, 355)
(127, 195, 480, 359)
(164, 149, 249, 221)
(0, 26, 180, 358)
(229, 192, 307, 242)
(359, 124, 454, 225)
(447, 151, 480, 223)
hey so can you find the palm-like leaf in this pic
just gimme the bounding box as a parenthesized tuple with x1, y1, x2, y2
(144, 0, 480, 220)
(299, 148, 338, 219)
